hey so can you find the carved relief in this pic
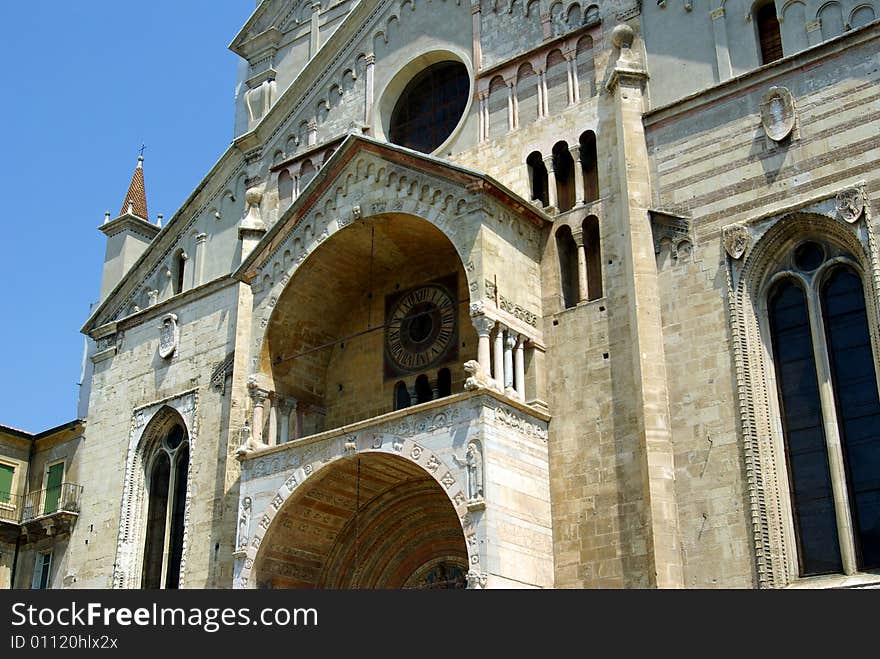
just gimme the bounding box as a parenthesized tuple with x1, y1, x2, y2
(236, 497, 251, 551)
(836, 187, 866, 224)
(723, 224, 751, 260)
(493, 406, 548, 441)
(760, 86, 796, 142)
(158, 313, 179, 360)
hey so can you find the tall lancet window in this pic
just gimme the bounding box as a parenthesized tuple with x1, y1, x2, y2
(142, 424, 190, 589)
(766, 240, 880, 577)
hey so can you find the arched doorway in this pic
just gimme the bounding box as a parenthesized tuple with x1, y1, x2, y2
(252, 453, 468, 589)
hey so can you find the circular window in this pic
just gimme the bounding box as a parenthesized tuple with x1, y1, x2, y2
(165, 425, 185, 451)
(794, 241, 825, 271)
(388, 61, 469, 154)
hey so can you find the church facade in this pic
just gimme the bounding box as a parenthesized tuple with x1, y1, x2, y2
(2, 0, 879, 589)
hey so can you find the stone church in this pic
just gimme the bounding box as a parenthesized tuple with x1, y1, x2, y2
(1, 0, 879, 589)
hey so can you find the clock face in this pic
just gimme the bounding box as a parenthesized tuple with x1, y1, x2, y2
(385, 281, 458, 376)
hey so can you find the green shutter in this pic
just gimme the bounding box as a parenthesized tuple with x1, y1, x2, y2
(44, 463, 63, 514)
(0, 464, 13, 503)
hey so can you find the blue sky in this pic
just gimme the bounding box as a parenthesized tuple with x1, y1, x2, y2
(0, 2, 256, 432)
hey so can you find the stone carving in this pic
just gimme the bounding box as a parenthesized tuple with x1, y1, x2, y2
(236, 497, 251, 551)
(453, 441, 484, 502)
(836, 187, 866, 224)
(236, 422, 261, 459)
(158, 313, 179, 359)
(760, 87, 796, 142)
(493, 406, 548, 441)
(466, 571, 488, 589)
(210, 352, 235, 395)
(463, 360, 503, 394)
(723, 224, 751, 260)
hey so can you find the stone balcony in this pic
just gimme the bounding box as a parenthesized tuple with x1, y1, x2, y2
(0, 483, 83, 542)
(234, 389, 554, 589)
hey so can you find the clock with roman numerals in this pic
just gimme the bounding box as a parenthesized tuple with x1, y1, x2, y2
(384, 280, 458, 377)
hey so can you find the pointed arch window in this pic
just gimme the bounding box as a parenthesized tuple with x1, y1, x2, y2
(766, 241, 880, 577)
(141, 423, 190, 589)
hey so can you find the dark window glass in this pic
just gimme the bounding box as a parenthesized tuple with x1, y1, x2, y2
(389, 62, 469, 154)
(415, 374, 433, 404)
(552, 142, 576, 212)
(142, 453, 170, 589)
(438, 368, 452, 398)
(556, 225, 579, 309)
(769, 279, 842, 575)
(795, 242, 825, 271)
(394, 381, 411, 410)
(822, 267, 880, 569)
(583, 216, 602, 301)
(165, 445, 189, 590)
(579, 131, 599, 203)
(527, 152, 549, 207)
(757, 3, 783, 64)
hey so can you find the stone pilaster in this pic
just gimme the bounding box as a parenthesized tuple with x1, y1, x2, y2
(607, 24, 684, 589)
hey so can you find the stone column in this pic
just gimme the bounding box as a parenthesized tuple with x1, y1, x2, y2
(471, 1, 482, 70)
(310, 3, 322, 59)
(544, 155, 558, 210)
(540, 70, 549, 117)
(364, 53, 376, 126)
(565, 56, 576, 105)
(194, 233, 208, 288)
(504, 332, 516, 391)
(710, 8, 733, 82)
(806, 20, 823, 47)
(482, 91, 490, 140)
(514, 336, 526, 401)
(571, 144, 585, 205)
(572, 229, 589, 303)
(267, 397, 278, 447)
(492, 323, 505, 385)
(472, 316, 495, 377)
(478, 92, 488, 142)
(307, 120, 318, 147)
(278, 399, 291, 444)
(293, 401, 303, 441)
(607, 24, 683, 588)
(249, 387, 269, 445)
(507, 82, 515, 132)
(536, 69, 546, 119)
(569, 54, 581, 104)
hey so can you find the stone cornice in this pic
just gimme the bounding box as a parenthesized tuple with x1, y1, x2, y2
(98, 213, 161, 240)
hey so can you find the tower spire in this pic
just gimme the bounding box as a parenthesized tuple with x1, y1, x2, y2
(119, 154, 149, 220)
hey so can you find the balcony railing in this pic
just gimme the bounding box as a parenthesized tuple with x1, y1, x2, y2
(20, 483, 83, 523)
(0, 492, 23, 524)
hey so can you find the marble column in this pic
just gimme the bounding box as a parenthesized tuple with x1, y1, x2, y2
(571, 145, 585, 205)
(267, 397, 278, 447)
(364, 53, 376, 126)
(278, 399, 291, 444)
(572, 229, 589, 303)
(310, 3, 322, 59)
(507, 82, 515, 132)
(514, 336, 526, 401)
(249, 388, 269, 445)
(504, 332, 516, 391)
(544, 155, 558, 210)
(493, 323, 505, 385)
(472, 316, 495, 377)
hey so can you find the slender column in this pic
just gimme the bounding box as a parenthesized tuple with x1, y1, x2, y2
(249, 388, 269, 444)
(569, 54, 581, 103)
(806, 20, 823, 47)
(482, 92, 490, 140)
(540, 70, 549, 117)
(544, 155, 558, 210)
(267, 397, 278, 447)
(408, 383, 419, 404)
(478, 92, 488, 142)
(471, 1, 482, 70)
(278, 399, 291, 444)
(536, 70, 545, 119)
(571, 145, 585, 205)
(507, 82, 515, 131)
(293, 401, 303, 441)
(472, 316, 494, 376)
(710, 8, 733, 82)
(512, 78, 520, 129)
(193, 233, 207, 288)
(514, 336, 526, 401)
(310, 3, 322, 59)
(504, 332, 516, 391)
(492, 323, 505, 384)
(807, 296, 858, 573)
(565, 57, 575, 105)
(364, 53, 376, 126)
(572, 230, 589, 303)
(307, 120, 318, 147)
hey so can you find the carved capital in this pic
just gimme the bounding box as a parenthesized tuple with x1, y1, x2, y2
(710, 7, 725, 20)
(471, 315, 496, 337)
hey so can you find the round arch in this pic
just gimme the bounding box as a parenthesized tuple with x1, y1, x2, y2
(247, 450, 471, 589)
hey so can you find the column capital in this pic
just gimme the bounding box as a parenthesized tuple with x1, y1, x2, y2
(195, 232, 208, 244)
(365, 53, 376, 65)
(472, 315, 496, 336)
(571, 229, 585, 247)
(710, 6, 725, 20)
(505, 332, 519, 349)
